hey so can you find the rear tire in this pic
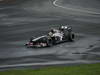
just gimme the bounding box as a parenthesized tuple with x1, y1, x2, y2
(67, 32, 75, 41)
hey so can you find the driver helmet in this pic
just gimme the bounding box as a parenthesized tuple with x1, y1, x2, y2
(50, 28, 55, 33)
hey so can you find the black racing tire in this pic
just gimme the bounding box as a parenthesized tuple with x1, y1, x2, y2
(67, 32, 75, 41)
(46, 39, 53, 47)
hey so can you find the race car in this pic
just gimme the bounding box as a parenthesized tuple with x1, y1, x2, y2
(25, 26, 75, 48)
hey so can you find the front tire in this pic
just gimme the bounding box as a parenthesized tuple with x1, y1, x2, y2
(46, 39, 53, 47)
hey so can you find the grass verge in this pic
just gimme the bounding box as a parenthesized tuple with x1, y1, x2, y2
(0, 63, 100, 75)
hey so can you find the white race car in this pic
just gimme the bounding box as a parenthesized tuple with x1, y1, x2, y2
(25, 26, 75, 48)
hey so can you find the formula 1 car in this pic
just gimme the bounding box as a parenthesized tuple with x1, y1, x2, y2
(25, 26, 75, 48)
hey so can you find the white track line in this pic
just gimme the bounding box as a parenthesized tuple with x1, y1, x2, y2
(53, 0, 100, 15)
(0, 60, 100, 69)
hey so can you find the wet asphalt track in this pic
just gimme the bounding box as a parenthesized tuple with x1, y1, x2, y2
(0, 0, 100, 70)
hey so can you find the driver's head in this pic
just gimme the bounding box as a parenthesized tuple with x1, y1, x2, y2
(51, 28, 55, 33)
